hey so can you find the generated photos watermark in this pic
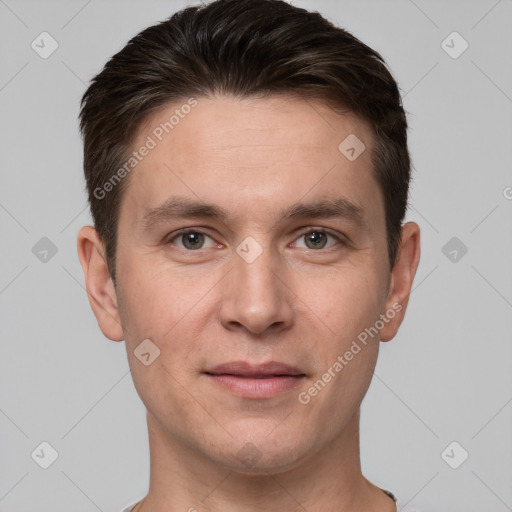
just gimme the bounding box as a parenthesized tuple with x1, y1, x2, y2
(93, 97, 198, 200)
(298, 302, 402, 405)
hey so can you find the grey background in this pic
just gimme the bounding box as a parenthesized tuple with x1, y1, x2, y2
(1, 0, 511, 510)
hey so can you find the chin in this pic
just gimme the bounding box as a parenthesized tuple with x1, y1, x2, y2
(207, 432, 310, 475)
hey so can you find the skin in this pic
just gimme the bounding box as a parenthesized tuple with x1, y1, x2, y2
(78, 95, 420, 512)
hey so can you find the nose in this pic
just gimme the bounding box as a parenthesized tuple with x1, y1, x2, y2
(219, 245, 294, 336)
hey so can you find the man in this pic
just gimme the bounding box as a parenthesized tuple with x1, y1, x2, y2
(77, 1, 421, 510)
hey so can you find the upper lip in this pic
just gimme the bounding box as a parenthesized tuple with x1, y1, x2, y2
(205, 361, 305, 377)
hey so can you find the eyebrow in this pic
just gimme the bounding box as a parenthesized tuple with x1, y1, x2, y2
(140, 195, 365, 231)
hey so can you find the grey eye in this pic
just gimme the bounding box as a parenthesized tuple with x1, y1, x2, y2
(304, 231, 328, 249)
(181, 232, 206, 250)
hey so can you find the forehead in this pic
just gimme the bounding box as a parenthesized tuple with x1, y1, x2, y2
(141, 94, 372, 161)
(121, 94, 382, 228)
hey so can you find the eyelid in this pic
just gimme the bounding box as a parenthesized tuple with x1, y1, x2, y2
(166, 228, 219, 248)
(164, 226, 347, 250)
(291, 227, 346, 249)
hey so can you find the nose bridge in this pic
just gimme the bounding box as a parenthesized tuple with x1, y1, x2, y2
(220, 241, 292, 334)
(238, 248, 279, 299)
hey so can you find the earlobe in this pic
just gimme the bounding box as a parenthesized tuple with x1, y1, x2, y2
(77, 226, 124, 342)
(380, 222, 421, 342)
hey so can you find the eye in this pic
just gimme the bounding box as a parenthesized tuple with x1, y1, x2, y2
(293, 229, 342, 250)
(167, 230, 218, 250)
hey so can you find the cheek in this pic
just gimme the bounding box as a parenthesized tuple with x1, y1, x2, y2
(117, 269, 203, 423)
(115, 258, 215, 394)
(297, 265, 387, 418)
(116, 255, 210, 341)
(304, 264, 386, 346)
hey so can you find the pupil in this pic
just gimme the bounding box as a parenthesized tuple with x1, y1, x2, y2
(184, 232, 204, 249)
(306, 231, 326, 249)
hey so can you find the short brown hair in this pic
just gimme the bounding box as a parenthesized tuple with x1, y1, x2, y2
(80, 0, 410, 282)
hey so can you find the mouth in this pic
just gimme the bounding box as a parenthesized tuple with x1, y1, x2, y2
(204, 361, 306, 399)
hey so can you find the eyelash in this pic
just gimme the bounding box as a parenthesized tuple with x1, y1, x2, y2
(165, 227, 346, 252)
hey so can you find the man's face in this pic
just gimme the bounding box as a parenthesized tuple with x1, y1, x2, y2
(107, 95, 398, 471)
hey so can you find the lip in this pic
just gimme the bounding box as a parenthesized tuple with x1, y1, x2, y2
(204, 361, 306, 399)
(206, 361, 304, 377)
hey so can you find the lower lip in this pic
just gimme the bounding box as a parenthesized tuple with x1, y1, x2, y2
(206, 374, 304, 398)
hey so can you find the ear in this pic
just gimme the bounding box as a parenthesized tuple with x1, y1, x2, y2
(380, 222, 421, 342)
(77, 226, 124, 341)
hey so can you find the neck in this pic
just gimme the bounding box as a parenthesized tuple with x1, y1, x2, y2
(135, 410, 396, 512)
